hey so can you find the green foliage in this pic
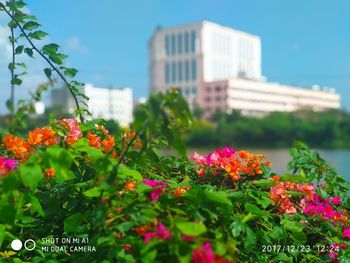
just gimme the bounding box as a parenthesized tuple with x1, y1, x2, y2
(186, 110, 350, 148)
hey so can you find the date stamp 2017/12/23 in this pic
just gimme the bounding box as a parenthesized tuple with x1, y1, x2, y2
(261, 245, 339, 253)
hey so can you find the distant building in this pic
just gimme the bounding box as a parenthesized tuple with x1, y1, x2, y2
(51, 83, 133, 126)
(202, 79, 340, 117)
(148, 20, 341, 116)
(148, 20, 261, 108)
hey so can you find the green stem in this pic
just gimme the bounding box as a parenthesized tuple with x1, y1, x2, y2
(0, 3, 84, 123)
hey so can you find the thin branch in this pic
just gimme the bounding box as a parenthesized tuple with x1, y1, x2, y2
(107, 123, 148, 184)
(0, 3, 85, 123)
(9, 16, 15, 119)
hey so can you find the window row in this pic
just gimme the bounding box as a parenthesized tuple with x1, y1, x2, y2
(164, 30, 196, 56)
(165, 60, 197, 83)
(178, 86, 197, 97)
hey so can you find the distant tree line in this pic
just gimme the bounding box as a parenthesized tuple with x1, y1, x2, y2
(185, 110, 350, 148)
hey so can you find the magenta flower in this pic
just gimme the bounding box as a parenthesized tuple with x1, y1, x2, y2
(0, 157, 16, 176)
(343, 227, 350, 239)
(219, 147, 235, 158)
(331, 196, 342, 206)
(144, 222, 172, 243)
(143, 179, 169, 201)
(192, 242, 215, 263)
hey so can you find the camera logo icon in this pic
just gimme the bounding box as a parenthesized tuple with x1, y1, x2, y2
(11, 239, 36, 251)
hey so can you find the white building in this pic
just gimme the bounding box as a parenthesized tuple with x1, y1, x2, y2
(148, 20, 261, 107)
(148, 20, 341, 116)
(51, 84, 133, 126)
(202, 79, 340, 117)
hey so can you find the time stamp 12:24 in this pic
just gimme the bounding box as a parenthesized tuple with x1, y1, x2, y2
(261, 245, 339, 253)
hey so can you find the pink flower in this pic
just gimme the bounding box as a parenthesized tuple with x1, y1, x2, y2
(192, 242, 215, 263)
(62, 118, 82, 143)
(331, 196, 342, 206)
(143, 179, 169, 201)
(144, 222, 172, 243)
(191, 152, 206, 165)
(0, 157, 16, 176)
(342, 227, 350, 239)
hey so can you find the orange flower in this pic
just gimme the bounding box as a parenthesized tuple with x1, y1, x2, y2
(102, 135, 115, 152)
(134, 141, 142, 149)
(134, 225, 151, 235)
(124, 181, 136, 191)
(44, 168, 55, 179)
(2, 134, 32, 159)
(272, 175, 280, 183)
(87, 132, 101, 148)
(174, 186, 190, 197)
(28, 127, 58, 146)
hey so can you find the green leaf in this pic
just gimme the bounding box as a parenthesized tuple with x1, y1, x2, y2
(64, 68, 78, 78)
(244, 204, 270, 217)
(28, 194, 45, 217)
(0, 206, 16, 224)
(118, 164, 143, 181)
(273, 253, 293, 263)
(176, 221, 207, 236)
(28, 30, 48, 40)
(251, 179, 275, 187)
(0, 225, 5, 247)
(84, 187, 101, 198)
(20, 158, 43, 189)
(281, 219, 303, 232)
(205, 190, 232, 207)
(280, 174, 312, 183)
(230, 221, 245, 237)
(44, 68, 52, 78)
(23, 21, 40, 31)
(11, 77, 22, 85)
(24, 47, 33, 57)
(64, 213, 84, 233)
(15, 45, 24, 54)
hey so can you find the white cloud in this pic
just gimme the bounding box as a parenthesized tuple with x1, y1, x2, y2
(65, 36, 88, 53)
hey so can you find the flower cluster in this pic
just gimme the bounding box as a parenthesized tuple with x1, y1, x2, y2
(0, 157, 16, 176)
(192, 242, 234, 263)
(301, 195, 348, 226)
(28, 127, 59, 146)
(143, 179, 169, 201)
(191, 147, 270, 182)
(269, 178, 315, 215)
(134, 221, 172, 244)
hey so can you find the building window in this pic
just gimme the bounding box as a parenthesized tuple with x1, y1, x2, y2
(165, 63, 170, 83)
(206, 87, 211, 93)
(171, 33, 176, 55)
(206, 97, 211, 103)
(215, 86, 221, 92)
(184, 31, 189, 53)
(191, 30, 196, 53)
(177, 33, 182, 54)
(165, 35, 169, 56)
(178, 61, 183, 82)
(185, 87, 190, 96)
(171, 62, 176, 83)
(216, 96, 221, 102)
(185, 60, 190, 81)
(191, 59, 197, 80)
(192, 86, 197, 95)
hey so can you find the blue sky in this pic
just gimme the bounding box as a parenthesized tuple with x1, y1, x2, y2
(0, 0, 349, 112)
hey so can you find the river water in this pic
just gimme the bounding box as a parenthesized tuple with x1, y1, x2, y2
(188, 148, 350, 182)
